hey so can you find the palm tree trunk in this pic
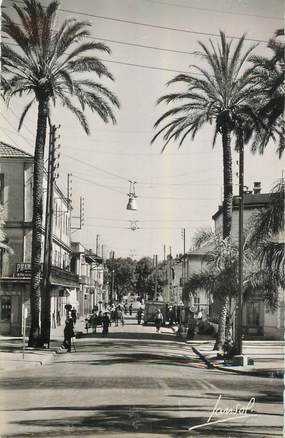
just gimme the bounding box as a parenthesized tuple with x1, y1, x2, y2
(222, 128, 233, 239)
(214, 128, 233, 350)
(214, 296, 229, 350)
(28, 97, 49, 347)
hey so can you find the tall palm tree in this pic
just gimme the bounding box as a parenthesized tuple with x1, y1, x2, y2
(152, 32, 260, 348)
(250, 29, 285, 157)
(151, 32, 259, 239)
(1, 0, 120, 346)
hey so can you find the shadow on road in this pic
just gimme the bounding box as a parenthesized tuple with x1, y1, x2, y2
(81, 330, 182, 342)
(6, 403, 283, 437)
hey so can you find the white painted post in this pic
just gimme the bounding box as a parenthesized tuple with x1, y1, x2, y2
(22, 306, 28, 359)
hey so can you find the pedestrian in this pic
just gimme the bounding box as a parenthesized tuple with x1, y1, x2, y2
(137, 308, 143, 325)
(71, 307, 77, 325)
(116, 307, 124, 326)
(91, 311, 98, 333)
(63, 317, 74, 352)
(186, 314, 197, 340)
(114, 307, 119, 326)
(102, 312, 111, 337)
(154, 309, 163, 333)
(168, 306, 174, 328)
(129, 303, 133, 316)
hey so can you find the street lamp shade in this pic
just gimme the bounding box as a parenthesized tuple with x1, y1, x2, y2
(126, 195, 137, 210)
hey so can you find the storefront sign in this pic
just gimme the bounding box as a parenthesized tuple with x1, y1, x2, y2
(16, 263, 32, 277)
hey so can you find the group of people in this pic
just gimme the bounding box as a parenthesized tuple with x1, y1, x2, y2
(87, 304, 127, 336)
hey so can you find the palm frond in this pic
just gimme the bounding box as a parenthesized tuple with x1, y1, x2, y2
(65, 57, 114, 80)
(192, 228, 214, 249)
(57, 92, 90, 134)
(18, 98, 35, 131)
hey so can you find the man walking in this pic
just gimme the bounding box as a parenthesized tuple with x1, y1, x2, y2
(155, 309, 163, 333)
(102, 312, 111, 337)
(63, 317, 75, 352)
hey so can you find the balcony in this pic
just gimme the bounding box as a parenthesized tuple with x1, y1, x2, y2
(15, 262, 79, 288)
(50, 266, 79, 288)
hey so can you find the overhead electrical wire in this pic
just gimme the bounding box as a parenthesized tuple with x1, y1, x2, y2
(86, 216, 208, 222)
(4, 42, 195, 76)
(1, 110, 220, 190)
(83, 224, 204, 230)
(72, 173, 126, 195)
(7, 0, 279, 26)
(57, 7, 269, 43)
(64, 153, 130, 183)
(3, 3, 271, 48)
(143, 0, 281, 21)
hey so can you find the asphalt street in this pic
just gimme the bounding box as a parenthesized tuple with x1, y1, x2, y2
(0, 318, 282, 438)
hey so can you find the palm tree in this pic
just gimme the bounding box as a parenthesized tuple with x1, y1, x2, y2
(152, 31, 260, 239)
(183, 229, 283, 350)
(152, 32, 261, 349)
(248, 180, 285, 275)
(183, 232, 238, 349)
(1, 0, 120, 346)
(250, 29, 285, 157)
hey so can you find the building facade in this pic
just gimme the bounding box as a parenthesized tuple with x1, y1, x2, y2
(0, 142, 79, 335)
(212, 184, 284, 340)
(70, 243, 107, 317)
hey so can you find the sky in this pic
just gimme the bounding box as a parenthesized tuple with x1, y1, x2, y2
(1, 0, 284, 261)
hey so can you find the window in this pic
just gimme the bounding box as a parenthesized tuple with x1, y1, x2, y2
(194, 297, 200, 305)
(1, 296, 11, 321)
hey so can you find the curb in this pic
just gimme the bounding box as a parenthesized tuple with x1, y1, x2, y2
(192, 347, 283, 378)
(192, 347, 215, 368)
(0, 346, 67, 373)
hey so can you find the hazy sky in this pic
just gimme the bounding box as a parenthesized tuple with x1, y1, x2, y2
(1, 0, 284, 260)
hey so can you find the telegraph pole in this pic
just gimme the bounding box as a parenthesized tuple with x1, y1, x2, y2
(41, 124, 60, 346)
(181, 228, 186, 285)
(154, 254, 158, 298)
(96, 234, 100, 255)
(110, 250, 115, 304)
(67, 173, 72, 204)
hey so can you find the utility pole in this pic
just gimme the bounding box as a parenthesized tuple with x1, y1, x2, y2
(67, 173, 72, 204)
(41, 124, 60, 346)
(96, 234, 100, 255)
(181, 228, 186, 286)
(110, 250, 115, 304)
(237, 139, 244, 355)
(154, 254, 158, 298)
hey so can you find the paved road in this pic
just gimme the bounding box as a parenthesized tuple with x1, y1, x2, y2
(0, 319, 282, 437)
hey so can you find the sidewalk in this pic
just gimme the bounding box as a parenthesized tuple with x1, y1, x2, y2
(0, 337, 65, 373)
(0, 320, 76, 373)
(191, 340, 284, 378)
